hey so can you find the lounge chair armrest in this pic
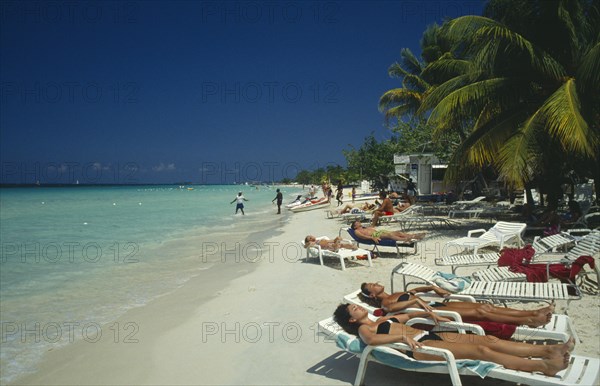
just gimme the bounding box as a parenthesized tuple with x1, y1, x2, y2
(410, 291, 477, 303)
(467, 229, 486, 237)
(406, 317, 485, 336)
(446, 294, 477, 303)
(417, 292, 477, 303)
(314, 245, 324, 258)
(401, 308, 463, 323)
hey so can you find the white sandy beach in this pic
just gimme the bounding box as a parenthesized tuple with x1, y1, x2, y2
(12, 202, 600, 385)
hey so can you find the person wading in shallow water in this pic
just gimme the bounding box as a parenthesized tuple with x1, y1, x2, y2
(272, 189, 283, 214)
(230, 191, 248, 215)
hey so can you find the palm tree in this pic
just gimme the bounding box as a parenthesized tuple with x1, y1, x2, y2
(378, 47, 430, 124)
(419, 0, 599, 206)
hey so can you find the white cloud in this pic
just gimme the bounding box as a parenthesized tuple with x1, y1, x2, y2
(153, 162, 176, 172)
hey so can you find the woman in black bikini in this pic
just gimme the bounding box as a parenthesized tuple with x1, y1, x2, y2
(334, 303, 573, 377)
(360, 282, 554, 327)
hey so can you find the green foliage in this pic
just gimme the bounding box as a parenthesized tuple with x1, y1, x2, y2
(293, 165, 349, 186)
(423, 0, 600, 192)
(342, 134, 400, 189)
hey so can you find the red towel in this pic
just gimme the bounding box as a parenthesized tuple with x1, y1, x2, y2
(498, 245, 535, 267)
(407, 321, 516, 339)
(499, 246, 596, 284)
(469, 321, 517, 340)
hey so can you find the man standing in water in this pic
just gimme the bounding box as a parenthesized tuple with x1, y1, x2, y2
(272, 188, 283, 214)
(230, 191, 249, 215)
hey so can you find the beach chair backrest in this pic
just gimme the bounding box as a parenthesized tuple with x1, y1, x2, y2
(477, 222, 526, 245)
(566, 230, 600, 260)
(346, 228, 361, 242)
(531, 234, 573, 254)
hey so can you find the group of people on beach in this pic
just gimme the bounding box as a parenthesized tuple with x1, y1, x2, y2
(299, 187, 580, 378)
(229, 188, 285, 215)
(329, 280, 573, 377)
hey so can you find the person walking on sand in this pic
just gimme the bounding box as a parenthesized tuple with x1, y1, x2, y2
(336, 181, 344, 207)
(230, 191, 249, 215)
(406, 178, 417, 205)
(272, 188, 283, 214)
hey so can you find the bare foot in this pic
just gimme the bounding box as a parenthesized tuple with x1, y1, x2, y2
(545, 338, 575, 359)
(526, 313, 550, 328)
(563, 337, 575, 354)
(542, 355, 569, 376)
(538, 301, 556, 315)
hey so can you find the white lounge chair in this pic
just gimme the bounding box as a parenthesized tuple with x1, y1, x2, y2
(341, 208, 376, 224)
(449, 196, 487, 206)
(534, 230, 600, 292)
(443, 221, 527, 256)
(303, 237, 372, 271)
(437, 233, 576, 275)
(317, 317, 598, 386)
(390, 262, 581, 306)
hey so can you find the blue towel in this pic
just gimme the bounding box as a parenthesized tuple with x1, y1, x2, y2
(336, 333, 498, 378)
(431, 271, 472, 293)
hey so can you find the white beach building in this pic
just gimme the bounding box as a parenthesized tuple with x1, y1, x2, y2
(391, 153, 449, 194)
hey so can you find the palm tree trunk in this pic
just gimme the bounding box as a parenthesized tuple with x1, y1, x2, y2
(525, 187, 534, 206)
(594, 160, 600, 206)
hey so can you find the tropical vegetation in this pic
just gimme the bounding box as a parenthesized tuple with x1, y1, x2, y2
(378, 0, 599, 205)
(294, 0, 599, 206)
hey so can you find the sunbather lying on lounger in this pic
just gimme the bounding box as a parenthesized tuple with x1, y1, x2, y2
(334, 303, 573, 376)
(351, 221, 426, 243)
(395, 201, 412, 212)
(331, 202, 376, 215)
(360, 282, 554, 328)
(304, 235, 358, 252)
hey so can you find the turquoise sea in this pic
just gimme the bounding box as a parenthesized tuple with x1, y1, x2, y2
(0, 185, 301, 383)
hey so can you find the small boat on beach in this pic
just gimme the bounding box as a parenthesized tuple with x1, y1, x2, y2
(290, 197, 330, 212)
(285, 195, 305, 209)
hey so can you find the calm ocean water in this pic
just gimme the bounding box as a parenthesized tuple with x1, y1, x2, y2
(0, 185, 301, 383)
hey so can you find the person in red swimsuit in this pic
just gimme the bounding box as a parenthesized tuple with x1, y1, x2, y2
(371, 191, 395, 226)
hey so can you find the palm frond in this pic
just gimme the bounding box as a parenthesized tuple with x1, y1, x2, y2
(388, 62, 408, 79)
(383, 105, 416, 124)
(557, 0, 579, 61)
(417, 74, 472, 116)
(427, 78, 513, 129)
(402, 73, 429, 92)
(576, 42, 600, 95)
(496, 132, 538, 186)
(474, 25, 566, 80)
(443, 110, 527, 184)
(536, 79, 596, 155)
(495, 111, 547, 186)
(443, 16, 501, 45)
(378, 89, 422, 112)
(421, 57, 472, 84)
(400, 48, 423, 75)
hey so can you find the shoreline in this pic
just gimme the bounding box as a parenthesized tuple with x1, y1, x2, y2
(10, 212, 292, 385)
(4, 188, 296, 385)
(11, 204, 600, 385)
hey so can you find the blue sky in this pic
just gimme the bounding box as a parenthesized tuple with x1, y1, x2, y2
(0, 0, 484, 184)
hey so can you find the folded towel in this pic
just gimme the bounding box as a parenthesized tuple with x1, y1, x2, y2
(431, 272, 472, 293)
